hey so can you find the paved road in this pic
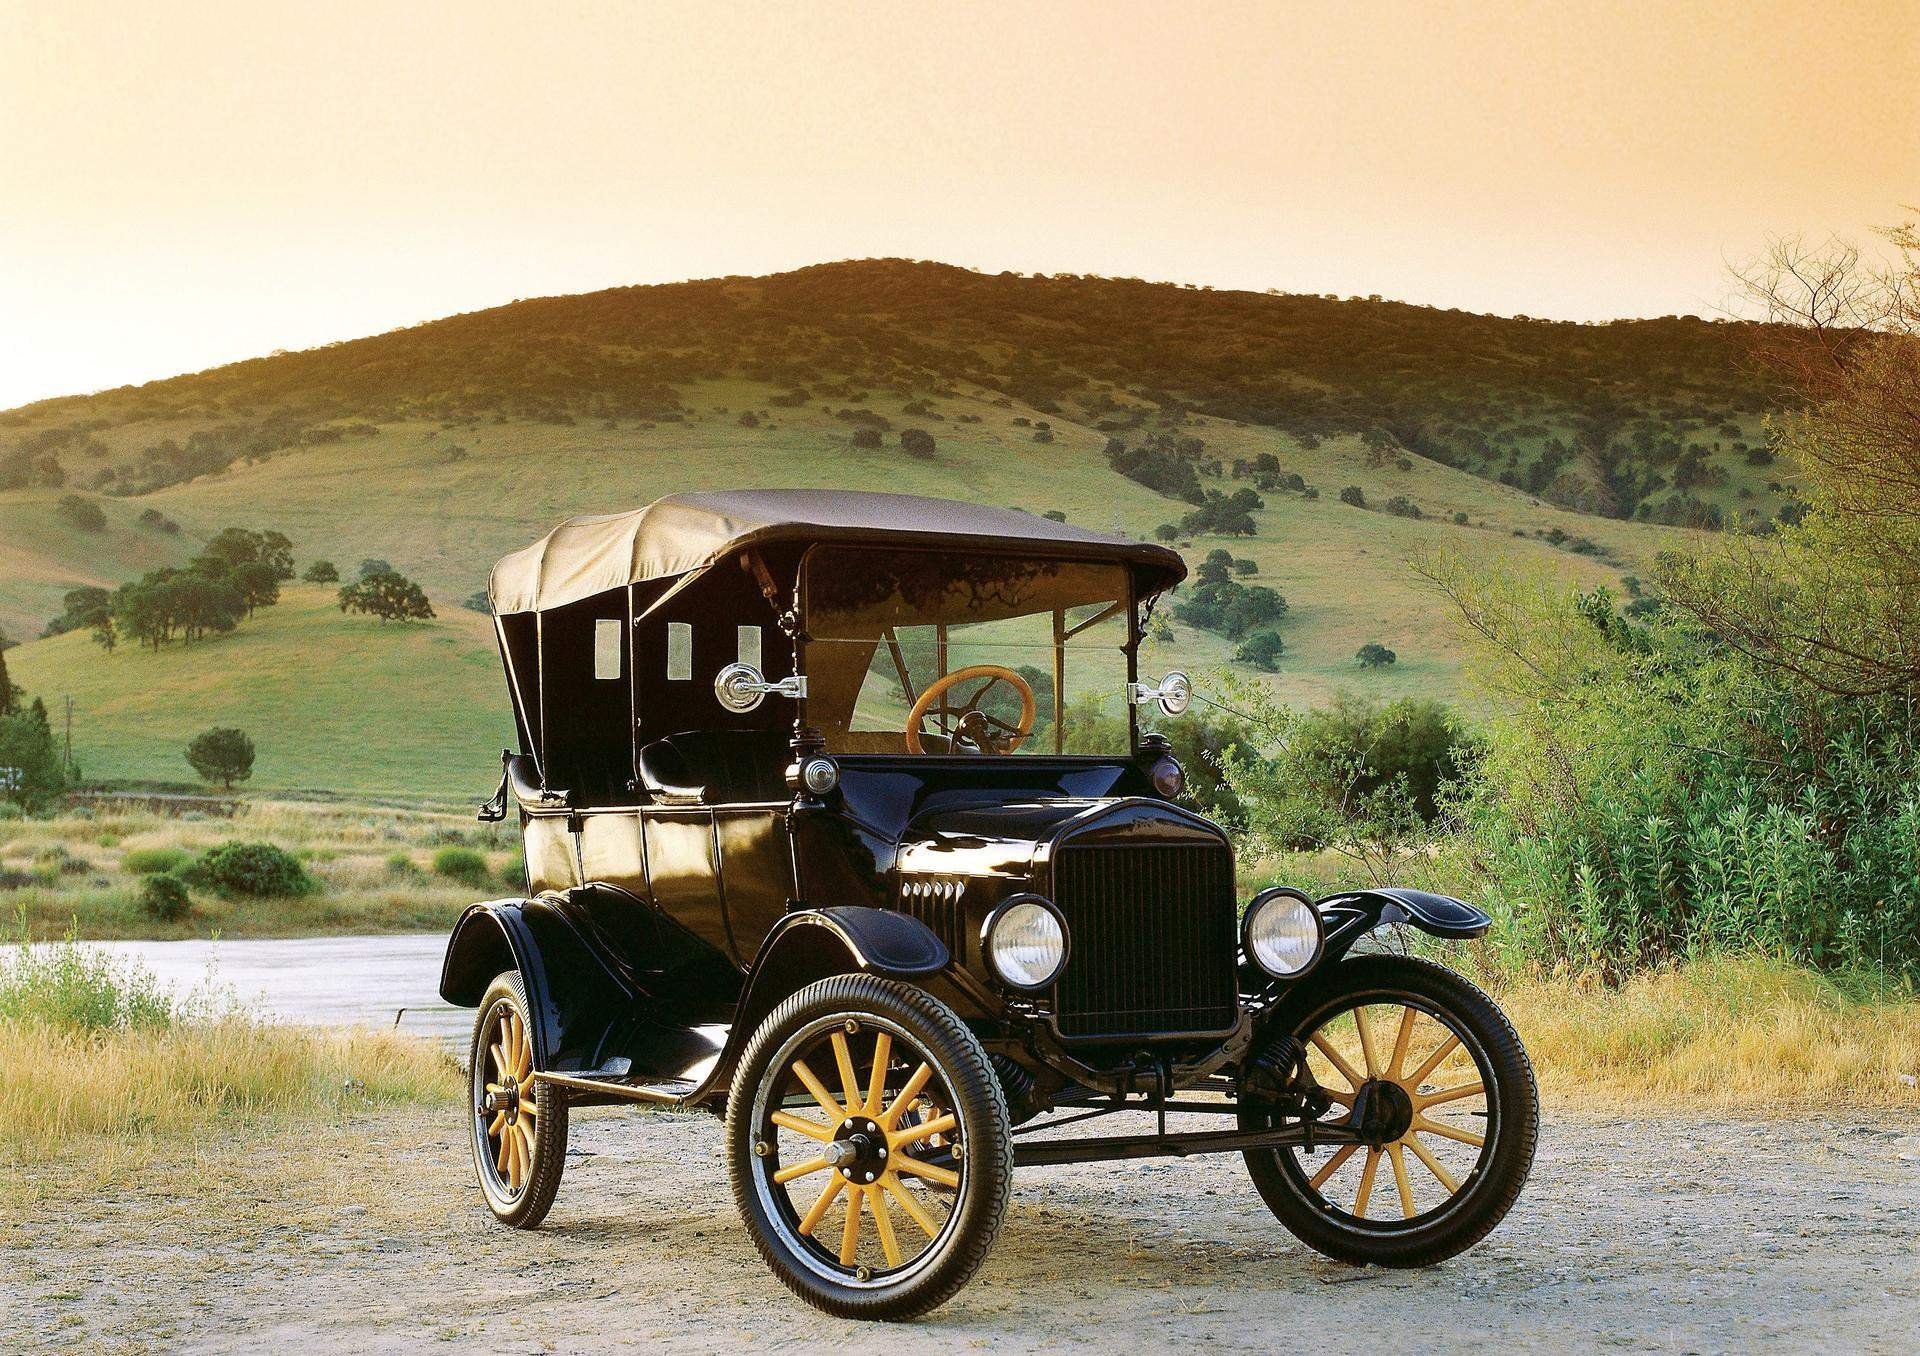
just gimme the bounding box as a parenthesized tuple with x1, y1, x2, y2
(78, 934, 470, 1043)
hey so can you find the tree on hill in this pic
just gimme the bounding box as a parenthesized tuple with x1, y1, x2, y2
(186, 726, 255, 790)
(899, 427, 936, 458)
(55, 494, 107, 531)
(43, 587, 113, 646)
(302, 560, 339, 583)
(358, 558, 392, 578)
(1235, 630, 1286, 671)
(1357, 642, 1397, 668)
(0, 697, 66, 807)
(339, 569, 435, 623)
(0, 627, 14, 715)
(110, 567, 248, 647)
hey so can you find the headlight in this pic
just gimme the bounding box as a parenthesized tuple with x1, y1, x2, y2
(1243, 887, 1324, 979)
(982, 895, 1067, 991)
(1149, 755, 1186, 799)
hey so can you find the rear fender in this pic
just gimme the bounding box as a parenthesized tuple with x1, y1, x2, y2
(1315, 887, 1491, 963)
(439, 898, 637, 1072)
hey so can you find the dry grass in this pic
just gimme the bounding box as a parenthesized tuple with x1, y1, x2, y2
(1495, 957, 1920, 1110)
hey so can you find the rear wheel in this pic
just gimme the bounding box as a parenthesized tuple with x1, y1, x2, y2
(468, 971, 567, 1228)
(726, 974, 1012, 1320)
(1240, 954, 1536, 1266)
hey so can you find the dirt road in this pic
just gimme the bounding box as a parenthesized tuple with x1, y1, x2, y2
(7, 1104, 1917, 1354)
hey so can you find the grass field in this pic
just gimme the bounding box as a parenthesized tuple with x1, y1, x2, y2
(2, 380, 1706, 793)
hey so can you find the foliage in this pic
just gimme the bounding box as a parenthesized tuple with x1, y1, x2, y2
(192, 840, 315, 897)
(1356, 642, 1397, 667)
(55, 493, 106, 531)
(301, 559, 339, 583)
(338, 568, 435, 623)
(121, 846, 190, 875)
(1339, 485, 1366, 508)
(138, 872, 192, 921)
(0, 697, 67, 807)
(849, 426, 882, 449)
(430, 846, 490, 887)
(1172, 577, 1287, 640)
(0, 930, 176, 1033)
(185, 726, 255, 789)
(899, 427, 936, 458)
(1234, 629, 1285, 670)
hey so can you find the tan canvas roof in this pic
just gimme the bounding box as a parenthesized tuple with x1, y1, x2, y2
(488, 489, 1186, 615)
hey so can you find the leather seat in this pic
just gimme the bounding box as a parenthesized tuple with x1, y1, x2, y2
(637, 730, 790, 805)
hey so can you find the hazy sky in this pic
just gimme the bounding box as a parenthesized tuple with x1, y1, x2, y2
(2, 0, 1913, 410)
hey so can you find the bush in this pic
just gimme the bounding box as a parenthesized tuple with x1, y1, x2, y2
(122, 847, 190, 875)
(1339, 485, 1367, 508)
(1384, 495, 1423, 519)
(55, 494, 107, 532)
(1357, 642, 1397, 668)
(432, 846, 491, 887)
(301, 560, 339, 583)
(499, 848, 527, 890)
(0, 932, 174, 1032)
(899, 427, 936, 458)
(1235, 630, 1286, 670)
(195, 841, 314, 897)
(850, 427, 883, 449)
(138, 873, 192, 921)
(385, 851, 419, 876)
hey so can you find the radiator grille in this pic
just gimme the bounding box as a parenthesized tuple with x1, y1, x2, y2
(1051, 843, 1238, 1039)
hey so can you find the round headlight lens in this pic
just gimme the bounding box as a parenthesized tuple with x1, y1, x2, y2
(984, 898, 1066, 990)
(799, 756, 840, 795)
(1150, 756, 1186, 799)
(1244, 890, 1323, 979)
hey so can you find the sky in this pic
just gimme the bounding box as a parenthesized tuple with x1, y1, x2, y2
(1, 0, 1914, 410)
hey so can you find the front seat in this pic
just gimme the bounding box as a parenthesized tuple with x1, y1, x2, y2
(637, 731, 791, 805)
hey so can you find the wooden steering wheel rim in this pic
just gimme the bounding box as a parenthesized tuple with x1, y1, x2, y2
(903, 664, 1037, 755)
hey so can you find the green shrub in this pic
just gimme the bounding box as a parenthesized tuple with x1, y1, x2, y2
(138, 873, 192, 921)
(122, 847, 190, 875)
(431, 846, 490, 887)
(499, 849, 526, 891)
(194, 840, 315, 897)
(0, 932, 175, 1033)
(385, 850, 420, 876)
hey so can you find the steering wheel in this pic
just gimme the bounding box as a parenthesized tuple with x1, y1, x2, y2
(904, 665, 1037, 755)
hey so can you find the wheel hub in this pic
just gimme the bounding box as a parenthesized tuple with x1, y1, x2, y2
(1351, 1078, 1415, 1146)
(831, 1117, 890, 1184)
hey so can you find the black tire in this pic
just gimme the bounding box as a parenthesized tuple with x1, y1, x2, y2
(1240, 954, 1536, 1267)
(726, 974, 1012, 1320)
(468, 971, 568, 1229)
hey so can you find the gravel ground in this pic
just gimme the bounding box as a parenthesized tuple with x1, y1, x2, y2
(6, 1104, 1918, 1355)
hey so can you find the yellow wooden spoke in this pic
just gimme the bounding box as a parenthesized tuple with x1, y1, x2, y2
(891, 1113, 956, 1149)
(868, 1185, 902, 1266)
(1406, 1134, 1461, 1193)
(839, 1185, 864, 1264)
(494, 1127, 512, 1174)
(487, 1111, 506, 1137)
(1405, 1033, 1462, 1089)
(1388, 1143, 1417, 1219)
(507, 1130, 524, 1190)
(1307, 1143, 1358, 1190)
(501, 1015, 517, 1072)
(1416, 1080, 1485, 1109)
(484, 1081, 503, 1095)
(1353, 1147, 1381, 1215)
(790, 1058, 846, 1122)
(517, 1121, 535, 1170)
(518, 1096, 537, 1117)
(894, 1153, 960, 1188)
(797, 1174, 845, 1235)
(489, 1043, 507, 1078)
(882, 1173, 941, 1236)
(1309, 1033, 1364, 1090)
(864, 1032, 893, 1117)
(1387, 1006, 1418, 1079)
(773, 1155, 831, 1184)
(1355, 1007, 1382, 1077)
(771, 1109, 837, 1142)
(881, 1063, 934, 1129)
(1414, 1117, 1485, 1148)
(831, 1032, 863, 1113)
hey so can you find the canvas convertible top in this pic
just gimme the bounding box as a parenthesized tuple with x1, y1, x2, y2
(488, 488, 1187, 615)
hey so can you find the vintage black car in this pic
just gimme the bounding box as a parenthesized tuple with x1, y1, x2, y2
(440, 489, 1538, 1319)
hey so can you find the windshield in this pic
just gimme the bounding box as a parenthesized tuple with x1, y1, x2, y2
(803, 547, 1134, 756)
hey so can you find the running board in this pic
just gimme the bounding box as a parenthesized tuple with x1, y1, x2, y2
(534, 1070, 703, 1106)
(1014, 1124, 1363, 1168)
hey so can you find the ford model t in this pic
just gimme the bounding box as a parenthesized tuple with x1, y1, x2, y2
(440, 489, 1538, 1318)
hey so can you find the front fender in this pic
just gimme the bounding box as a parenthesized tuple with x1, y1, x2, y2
(1316, 887, 1491, 962)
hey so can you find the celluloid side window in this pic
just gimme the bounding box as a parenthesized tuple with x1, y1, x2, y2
(737, 624, 762, 669)
(666, 622, 693, 680)
(593, 619, 622, 680)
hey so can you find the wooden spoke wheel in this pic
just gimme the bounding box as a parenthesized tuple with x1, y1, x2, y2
(903, 665, 1036, 755)
(728, 974, 1011, 1320)
(468, 971, 567, 1229)
(1239, 955, 1537, 1267)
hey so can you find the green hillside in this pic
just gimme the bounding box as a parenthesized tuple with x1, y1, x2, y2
(6, 587, 513, 800)
(0, 260, 1784, 795)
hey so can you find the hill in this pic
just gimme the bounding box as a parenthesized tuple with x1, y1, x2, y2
(0, 260, 1788, 794)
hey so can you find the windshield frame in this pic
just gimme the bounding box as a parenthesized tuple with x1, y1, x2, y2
(795, 542, 1142, 758)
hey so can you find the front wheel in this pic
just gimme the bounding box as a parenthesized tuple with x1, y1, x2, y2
(468, 971, 567, 1228)
(1240, 954, 1537, 1267)
(726, 974, 1012, 1320)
